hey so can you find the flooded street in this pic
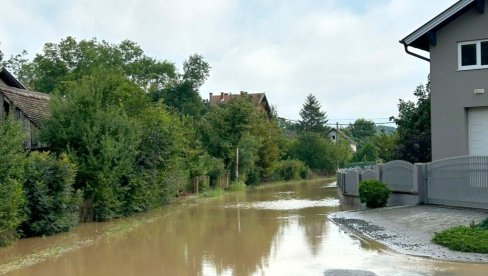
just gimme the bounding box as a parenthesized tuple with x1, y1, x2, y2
(1, 180, 488, 275)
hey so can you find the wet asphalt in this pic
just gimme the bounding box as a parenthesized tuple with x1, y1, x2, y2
(329, 205, 488, 263)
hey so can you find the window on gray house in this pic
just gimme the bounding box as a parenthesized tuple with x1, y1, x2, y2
(481, 41, 488, 66)
(461, 43, 477, 66)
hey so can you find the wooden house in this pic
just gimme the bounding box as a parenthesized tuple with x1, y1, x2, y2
(0, 67, 50, 149)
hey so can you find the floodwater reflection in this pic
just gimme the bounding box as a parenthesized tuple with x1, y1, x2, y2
(1, 180, 488, 275)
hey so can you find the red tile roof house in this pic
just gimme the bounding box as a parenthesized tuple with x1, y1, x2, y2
(401, 0, 488, 159)
(0, 67, 51, 149)
(209, 92, 272, 117)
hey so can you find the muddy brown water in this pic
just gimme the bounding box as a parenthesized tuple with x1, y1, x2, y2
(1, 180, 488, 276)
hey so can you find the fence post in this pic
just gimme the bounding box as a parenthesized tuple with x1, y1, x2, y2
(415, 163, 426, 204)
(377, 164, 383, 182)
(193, 177, 199, 194)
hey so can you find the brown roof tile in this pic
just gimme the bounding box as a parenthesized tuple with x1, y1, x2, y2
(1, 85, 51, 127)
(210, 92, 266, 105)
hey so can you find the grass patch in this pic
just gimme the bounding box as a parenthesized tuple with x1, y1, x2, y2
(228, 181, 247, 192)
(200, 188, 223, 198)
(433, 224, 488, 253)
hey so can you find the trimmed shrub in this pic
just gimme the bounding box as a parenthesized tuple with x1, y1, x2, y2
(0, 119, 27, 246)
(22, 152, 81, 236)
(358, 180, 391, 208)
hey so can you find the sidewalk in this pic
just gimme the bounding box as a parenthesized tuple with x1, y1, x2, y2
(329, 205, 488, 263)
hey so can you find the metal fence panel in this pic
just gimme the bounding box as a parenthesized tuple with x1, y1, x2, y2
(381, 160, 415, 192)
(426, 155, 488, 209)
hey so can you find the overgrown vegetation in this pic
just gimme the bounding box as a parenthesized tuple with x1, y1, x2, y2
(0, 37, 359, 246)
(200, 188, 224, 198)
(276, 159, 310, 181)
(0, 119, 26, 246)
(393, 76, 431, 163)
(228, 181, 247, 192)
(358, 180, 391, 208)
(433, 218, 488, 253)
(22, 152, 81, 236)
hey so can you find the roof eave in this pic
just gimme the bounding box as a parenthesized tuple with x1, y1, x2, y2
(0, 67, 27, 90)
(401, 0, 476, 51)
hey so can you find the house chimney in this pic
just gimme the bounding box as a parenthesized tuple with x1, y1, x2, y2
(220, 92, 224, 101)
(209, 93, 213, 102)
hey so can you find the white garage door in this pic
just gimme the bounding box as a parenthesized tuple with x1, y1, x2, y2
(469, 107, 488, 155)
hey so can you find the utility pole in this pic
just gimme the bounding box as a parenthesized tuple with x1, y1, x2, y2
(336, 122, 340, 170)
(235, 147, 239, 180)
(336, 122, 339, 142)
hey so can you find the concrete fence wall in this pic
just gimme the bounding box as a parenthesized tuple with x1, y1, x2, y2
(337, 156, 488, 209)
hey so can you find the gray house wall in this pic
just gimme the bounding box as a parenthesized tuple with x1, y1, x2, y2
(430, 1, 488, 160)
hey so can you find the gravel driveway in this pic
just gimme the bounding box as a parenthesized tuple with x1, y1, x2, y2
(329, 205, 488, 263)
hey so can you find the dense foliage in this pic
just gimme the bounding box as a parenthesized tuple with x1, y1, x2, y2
(358, 180, 391, 208)
(6, 37, 177, 95)
(276, 159, 310, 181)
(0, 120, 26, 246)
(287, 132, 337, 174)
(22, 152, 81, 236)
(394, 76, 431, 163)
(200, 95, 282, 184)
(2, 37, 364, 245)
(348, 118, 376, 146)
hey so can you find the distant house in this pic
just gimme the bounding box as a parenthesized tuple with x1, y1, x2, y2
(327, 128, 357, 152)
(209, 92, 272, 117)
(0, 67, 50, 149)
(401, 0, 488, 159)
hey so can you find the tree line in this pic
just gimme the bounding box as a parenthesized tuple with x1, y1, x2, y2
(281, 77, 431, 166)
(0, 37, 431, 246)
(0, 37, 337, 246)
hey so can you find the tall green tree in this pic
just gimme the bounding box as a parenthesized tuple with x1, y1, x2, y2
(354, 143, 378, 162)
(200, 96, 282, 183)
(12, 37, 177, 94)
(372, 132, 398, 162)
(288, 132, 336, 174)
(298, 94, 329, 134)
(394, 76, 431, 163)
(151, 54, 210, 117)
(348, 118, 376, 145)
(41, 72, 142, 221)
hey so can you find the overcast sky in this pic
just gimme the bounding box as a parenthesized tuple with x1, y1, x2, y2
(0, 0, 457, 125)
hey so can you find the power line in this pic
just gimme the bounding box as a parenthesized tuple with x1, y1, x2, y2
(279, 117, 396, 126)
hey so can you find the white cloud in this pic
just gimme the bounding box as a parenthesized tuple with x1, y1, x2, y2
(0, 0, 457, 123)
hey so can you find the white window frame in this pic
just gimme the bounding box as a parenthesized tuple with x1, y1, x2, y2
(458, 39, 488, 71)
